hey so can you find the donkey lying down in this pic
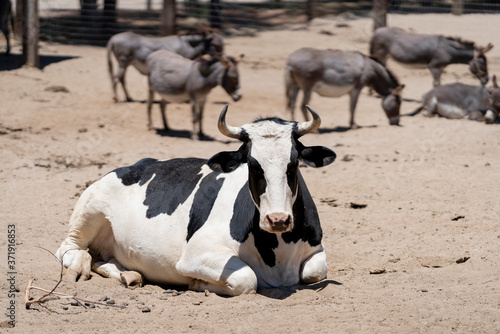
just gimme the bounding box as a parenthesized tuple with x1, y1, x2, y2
(146, 50, 243, 140)
(409, 75, 500, 124)
(107, 30, 224, 102)
(285, 47, 404, 129)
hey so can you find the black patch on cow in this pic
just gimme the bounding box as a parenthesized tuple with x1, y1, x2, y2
(247, 156, 266, 207)
(287, 148, 299, 197)
(114, 158, 158, 186)
(113, 158, 208, 218)
(186, 171, 224, 241)
(229, 183, 279, 267)
(282, 171, 322, 246)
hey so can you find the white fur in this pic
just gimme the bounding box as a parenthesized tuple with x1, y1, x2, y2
(242, 121, 295, 231)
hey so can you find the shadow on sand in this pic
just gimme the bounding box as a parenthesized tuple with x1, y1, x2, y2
(0, 53, 79, 71)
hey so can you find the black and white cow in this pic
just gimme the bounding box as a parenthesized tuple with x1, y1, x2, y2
(56, 105, 336, 296)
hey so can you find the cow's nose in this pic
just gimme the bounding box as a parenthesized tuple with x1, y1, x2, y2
(266, 213, 291, 232)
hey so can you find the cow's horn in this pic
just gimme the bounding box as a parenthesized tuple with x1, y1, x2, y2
(297, 105, 321, 136)
(218, 105, 242, 139)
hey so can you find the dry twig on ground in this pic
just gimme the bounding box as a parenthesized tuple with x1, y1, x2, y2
(24, 247, 126, 309)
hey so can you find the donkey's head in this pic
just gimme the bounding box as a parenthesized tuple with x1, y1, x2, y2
(470, 43, 493, 86)
(382, 84, 405, 126)
(485, 75, 500, 124)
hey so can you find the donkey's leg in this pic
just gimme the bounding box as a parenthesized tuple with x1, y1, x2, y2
(190, 100, 203, 140)
(116, 62, 133, 102)
(196, 100, 206, 138)
(160, 99, 169, 131)
(300, 89, 313, 121)
(146, 83, 155, 130)
(349, 87, 362, 129)
(1, 25, 10, 55)
(93, 258, 144, 288)
(429, 65, 443, 87)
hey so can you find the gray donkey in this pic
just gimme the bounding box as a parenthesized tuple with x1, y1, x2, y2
(285, 47, 404, 129)
(146, 50, 243, 140)
(408, 75, 500, 124)
(0, 0, 13, 55)
(370, 27, 493, 87)
(107, 30, 224, 102)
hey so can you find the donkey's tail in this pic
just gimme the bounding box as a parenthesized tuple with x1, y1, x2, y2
(106, 37, 115, 88)
(402, 106, 424, 117)
(284, 65, 297, 115)
(106, 36, 118, 101)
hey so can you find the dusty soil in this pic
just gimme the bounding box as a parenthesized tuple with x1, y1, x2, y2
(1, 13, 500, 333)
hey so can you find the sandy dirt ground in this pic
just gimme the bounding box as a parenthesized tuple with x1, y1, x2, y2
(1, 13, 500, 333)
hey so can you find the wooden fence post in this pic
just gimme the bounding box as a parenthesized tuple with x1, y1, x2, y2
(306, 0, 316, 21)
(161, 0, 176, 36)
(451, 0, 463, 15)
(23, 0, 39, 68)
(372, 0, 387, 31)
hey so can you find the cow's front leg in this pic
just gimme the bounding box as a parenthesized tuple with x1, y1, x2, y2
(177, 254, 258, 296)
(300, 245, 328, 284)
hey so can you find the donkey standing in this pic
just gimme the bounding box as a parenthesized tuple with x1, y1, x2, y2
(285, 47, 404, 129)
(146, 50, 243, 140)
(370, 27, 493, 87)
(107, 30, 224, 102)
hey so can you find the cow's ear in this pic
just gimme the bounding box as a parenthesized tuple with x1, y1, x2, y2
(208, 150, 246, 173)
(300, 146, 336, 168)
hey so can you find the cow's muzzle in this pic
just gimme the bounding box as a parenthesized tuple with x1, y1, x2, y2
(264, 213, 292, 233)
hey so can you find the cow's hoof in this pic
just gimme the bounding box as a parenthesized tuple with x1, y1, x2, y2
(120, 271, 144, 288)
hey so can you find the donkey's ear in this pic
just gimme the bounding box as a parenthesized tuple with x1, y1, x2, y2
(475, 43, 494, 57)
(391, 84, 405, 95)
(300, 146, 336, 168)
(482, 43, 494, 54)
